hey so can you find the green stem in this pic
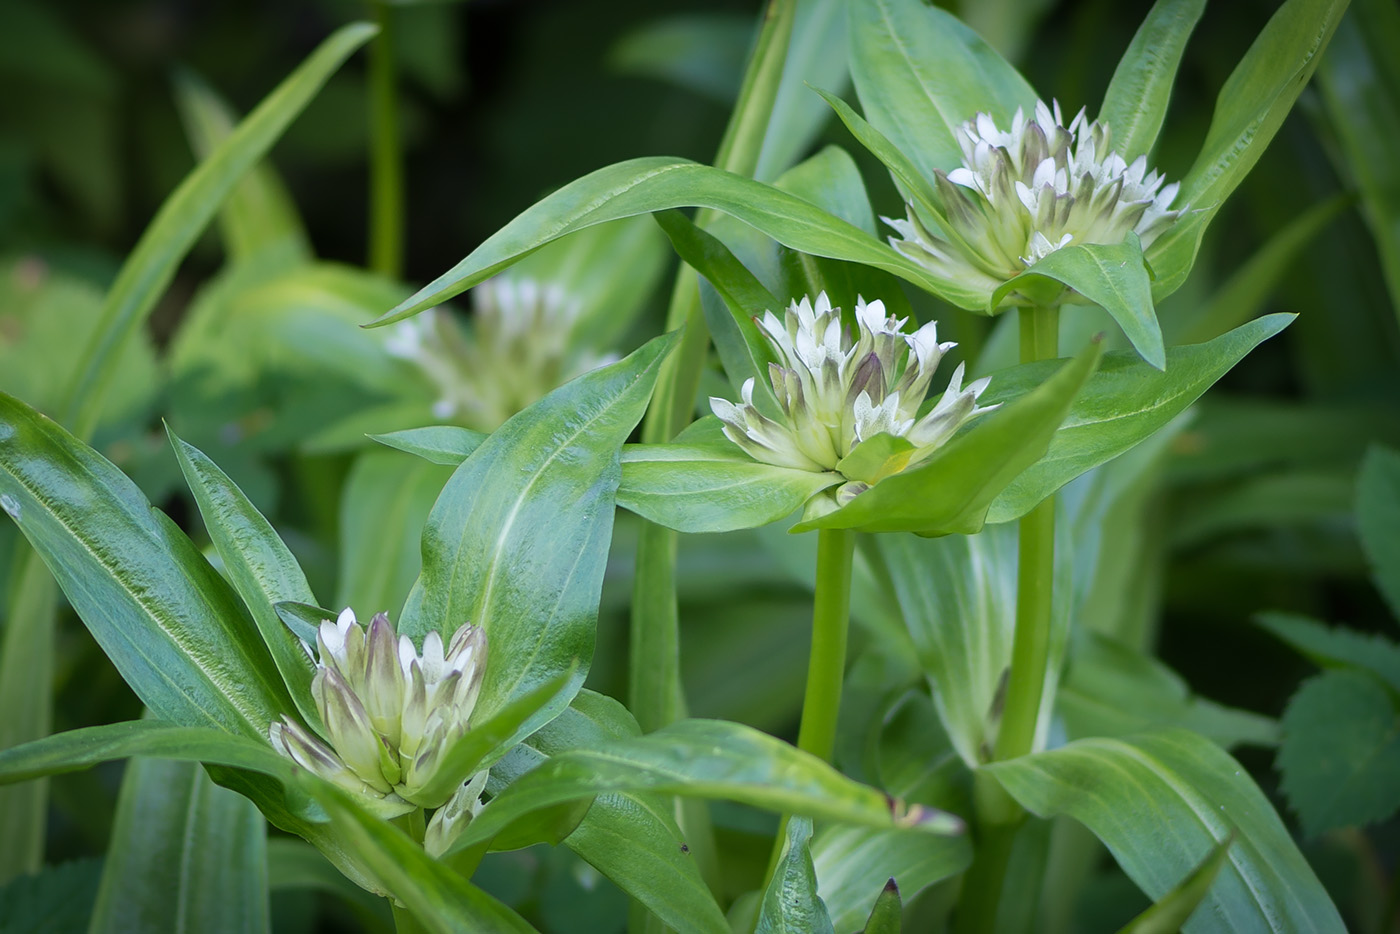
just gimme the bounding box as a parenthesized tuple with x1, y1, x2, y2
(954, 819, 1019, 934)
(368, 1, 403, 279)
(795, 528, 856, 762)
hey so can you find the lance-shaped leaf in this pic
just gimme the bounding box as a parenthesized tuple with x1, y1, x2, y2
(757, 818, 836, 934)
(89, 756, 269, 934)
(1098, 0, 1207, 161)
(0, 392, 294, 738)
(985, 314, 1293, 524)
(794, 340, 1102, 535)
(399, 333, 675, 750)
(860, 881, 901, 934)
(1115, 835, 1234, 934)
(169, 427, 321, 733)
(368, 426, 487, 466)
(986, 729, 1346, 933)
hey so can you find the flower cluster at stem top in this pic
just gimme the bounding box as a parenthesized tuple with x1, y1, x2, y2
(888, 100, 1184, 298)
(710, 292, 994, 502)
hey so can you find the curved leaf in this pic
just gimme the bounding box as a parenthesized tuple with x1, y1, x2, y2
(1098, 0, 1207, 161)
(1116, 836, 1233, 934)
(986, 729, 1346, 933)
(757, 818, 835, 934)
(368, 426, 487, 466)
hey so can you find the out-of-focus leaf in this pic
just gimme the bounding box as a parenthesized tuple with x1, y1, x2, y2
(1170, 469, 1353, 547)
(89, 756, 269, 934)
(265, 839, 393, 933)
(608, 13, 752, 104)
(368, 426, 487, 466)
(1257, 612, 1400, 692)
(756, 818, 835, 934)
(0, 858, 102, 934)
(1357, 445, 1400, 619)
(987, 729, 1346, 932)
(1098, 0, 1207, 160)
(1114, 836, 1233, 934)
(754, 0, 850, 182)
(1276, 669, 1400, 838)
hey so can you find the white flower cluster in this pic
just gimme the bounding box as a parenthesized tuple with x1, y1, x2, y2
(889, 100, 1183, 296)
(710, 293, 993, 498)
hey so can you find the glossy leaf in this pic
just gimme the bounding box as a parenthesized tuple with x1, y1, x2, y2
(169, 427, 321, 732)
(367, 426, 487, 466)
(60, 22, 376, 440)
(795, 340, 1102, 534)
(618, 440, 841, 533)
(1357, 445, 1400, 619)
(1115, 836, 1233, 934)
(89, 756, 269, 934)
(987, 729, 1346, 932)
(400, 334, 674, 748)
(1098, 0, 1207, 160)
(756, 818, 835, 934)
(985, 314, 1293, 524)
(0, 392, 294, 738)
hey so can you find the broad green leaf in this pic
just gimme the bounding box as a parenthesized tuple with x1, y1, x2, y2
(367, 159, 988, 327)
(89, 756, 269, 934)
(795, 340, 1102, 534)
(455, 719, 963, 856)
(1276, 669, 1400, 838)
(172, 68, 312, 265)
(1115, 836, 1233, 934)
(60, 23, 376, 440)
(169, 428, 321, 733)
(1257, 612, 1400, 693)
(1098, 0, 1207, 161)
(995, 235, 1164, 370)
(618, 441, 841, 533)
(337, 451, 453, 620)
(367, 426, 487, 466)
(1357, 445, 1400, 619)
(401, 334, 674, 747)
(757, 818, 835, 934)
(987, 729, 1346, 933)
(986, 314, 1294, 524)
(848, 0, 1036, 180)
(0, 392, 295, 738)
(1148, 0, 1349, 299)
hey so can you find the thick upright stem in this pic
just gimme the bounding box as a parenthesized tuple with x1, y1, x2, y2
(368, 1, 403, 279)
(795, 528, 857, 762)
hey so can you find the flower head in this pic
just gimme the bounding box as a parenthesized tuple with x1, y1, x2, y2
(709, 293, 994, 498)
(386, 276, 616, 430)
(888, 100, 1184, 300)
(268, 609, 486, 816)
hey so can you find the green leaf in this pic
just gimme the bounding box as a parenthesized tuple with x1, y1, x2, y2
(756, 818, 836, 934)
(89, 756, 269, 934)
(168, 427, 321, 733)
(754, 0, 851, 182)
(987, 729, 1346, 933)
(401, 334, 674, 747)
(859, 880, 901, 934)
(813, 825, 966, 932)
(454, 719, 963, 856)
(795, 340, 1103, 534)
(1148, 0, 1349, 299)
(1357, 445, 1400, 619)
(986, 314, 1294, 524)
(367, 426, 487, 466)
(836, 433, 917, 486)
(367, 159, 988, 327)
(1277, 669, 1400, 837)
(1257, 612, 1400, 693)
(266, 839, 393, 932)
(608, 13, 752, 103)
(0, 392, 295, 738)
(337, 451, 453, 620)
(1098, 0, 1207, 161)
(0, 858, 103, 934)
(173, 68, 312, 265)
(996, 235, 1164, 370)
(1115, 835, 1233, 934)
(848, 0, 1036, 180)
(618, 440, 842, 533)
(1170, 469, 1353, 548)
(273, 601, 338, 647)
(60, 23, 376, 440)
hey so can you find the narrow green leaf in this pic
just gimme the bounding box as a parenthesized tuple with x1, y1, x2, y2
(1098, 0, 1207, 160)
(173, 68, 312, 265)
(0, 392, 295, 738)
(795, 340, 1103, 534)
(273, 601, 338, 647)
(618, 441, 842, 533)
(986, 314, 1293, 524)
(168, 427, 321, 733)
(367, 159, 987, 327)
(813, 823, 967, 932)
(1276, 669, 1400, 838)
(1115, 835, 1233, 934)
(860, 880, 901, 934)
(848, 0, 1037, 180)
(367, 426, 487, 466)
(89, 756, 269, 934)
(756, 818, 836, 934)
(1257, 612, 1400, 693)
(401, 334, 675, 749)
(987, 729, 1346, 933)
(813, 86, 944, 222)
(1357, 445, 1400, 619)
(60, 22, 376, 440)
